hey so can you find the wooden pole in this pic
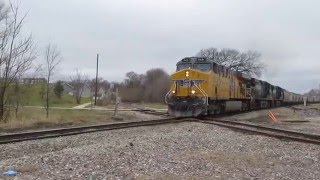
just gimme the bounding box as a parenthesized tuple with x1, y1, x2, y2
(94, 54, 99, 105)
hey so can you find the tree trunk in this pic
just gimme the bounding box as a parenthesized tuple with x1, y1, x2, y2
(0, 88, 5, 121)
(76, 95, 81, 104)
(15, 104, 18, 119)
(0, 104, 4, 121)
(46, 77, 50, 118)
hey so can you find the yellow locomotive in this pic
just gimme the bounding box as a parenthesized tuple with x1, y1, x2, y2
(165, 57, 309, 117)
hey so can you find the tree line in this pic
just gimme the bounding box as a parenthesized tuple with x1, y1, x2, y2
(51, 68, 171, 106)
(118, 68, 171, 103)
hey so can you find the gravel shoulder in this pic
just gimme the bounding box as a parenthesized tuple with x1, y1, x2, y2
(222, 105, 320, 135)
(0, 122, 319, 179)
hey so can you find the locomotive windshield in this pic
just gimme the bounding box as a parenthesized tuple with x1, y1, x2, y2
(177, 63, 192, 71)
(193, 63, 212, 72)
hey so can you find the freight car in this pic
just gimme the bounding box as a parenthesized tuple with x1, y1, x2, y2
(165, 57, 313, 117)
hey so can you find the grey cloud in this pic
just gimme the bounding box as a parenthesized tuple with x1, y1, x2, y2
(19, 0, 320, 93)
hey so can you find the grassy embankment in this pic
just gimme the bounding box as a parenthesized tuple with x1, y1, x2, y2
(0, 83, 101, 131)
(15, 83, 90, 108)
(1, 108, 112, 131)
(1, 84, 167, 131)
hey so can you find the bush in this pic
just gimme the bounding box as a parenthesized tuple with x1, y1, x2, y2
(119, 87, 144, 102)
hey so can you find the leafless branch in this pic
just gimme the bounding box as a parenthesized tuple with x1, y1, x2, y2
(196, 48, 265, 77)
(70, 69, 89, 104)
(0, 1, 37, 120)
(44, 43, 62, 117)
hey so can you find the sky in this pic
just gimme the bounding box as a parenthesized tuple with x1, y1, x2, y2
(18, 0, 320, 93)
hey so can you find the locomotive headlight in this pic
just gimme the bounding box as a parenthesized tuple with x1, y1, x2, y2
(172, 90, 176, 94)
(191, 90, 196, 94)
(186, 71, 189, 77)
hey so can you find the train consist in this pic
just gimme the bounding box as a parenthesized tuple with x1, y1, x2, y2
(165, 57, 319, 117)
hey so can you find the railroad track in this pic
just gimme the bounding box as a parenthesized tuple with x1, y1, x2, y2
(198, 118, 320, 145)
(0, 117, 186, 144)
(2, 111, 319, 145)
(135, 109, 169, 117)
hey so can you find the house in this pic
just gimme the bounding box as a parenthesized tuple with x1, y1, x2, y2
(63, 83, 75, 96)
(91, 87, 109, 100)
(19, 78, 46, 84)
(81, 84, 91, 97)
(63, 82, 92, 97)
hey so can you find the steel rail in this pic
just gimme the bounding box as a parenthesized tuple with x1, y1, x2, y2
(0, 117, 186, 144)
(136, 109, 170, 116)
(198, 118, 320, 145)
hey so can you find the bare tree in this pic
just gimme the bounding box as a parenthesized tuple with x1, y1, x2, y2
(124, 71, 144, 88)
(196, 48, 219, 61)
(44, 43, 62, 118)
(118, 69, 170, 103)
(196, 48, 265, 77)
(0, 1, 36, 120)
(70, 69, 89, 104)
(142, 68, 170, 103)
(90, 77, 110, 92)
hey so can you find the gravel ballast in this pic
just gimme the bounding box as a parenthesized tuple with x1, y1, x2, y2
(0, 122, 319, 179)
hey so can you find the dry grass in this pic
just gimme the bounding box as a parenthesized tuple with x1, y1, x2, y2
(0, 107, 138, 132)
(89, 102, 168, 110)
(143, 103, 167, 109)
(306, 103, 320, 109)
(226, 107, 304, 122)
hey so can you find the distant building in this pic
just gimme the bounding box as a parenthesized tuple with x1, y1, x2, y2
(62, 82, 92, 97)
(62, 83, 75, 96)
(91, 87, 110, 100)
(19, 78, 46, 84)
(82, 85, 91, 97)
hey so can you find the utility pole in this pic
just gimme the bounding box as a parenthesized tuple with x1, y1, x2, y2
(318, 83, 320, 98)
(94, 54, 99, 105)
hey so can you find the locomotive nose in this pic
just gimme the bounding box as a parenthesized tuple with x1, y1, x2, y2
(166, 67, 211, 117)
(172, 69, 209, 80)
(173, 69, 209, 96)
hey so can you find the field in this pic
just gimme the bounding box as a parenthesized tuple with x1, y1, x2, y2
(0, 83, 168, 132)
(0, 108, 144, 133)
(9, 83, 90, 108)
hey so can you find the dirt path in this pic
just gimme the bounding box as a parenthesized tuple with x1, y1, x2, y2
(72, 102, 91, 109)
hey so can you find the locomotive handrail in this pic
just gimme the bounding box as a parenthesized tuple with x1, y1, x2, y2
(195, 83, 208, 105)
(165, 82, 177, 104)
(165, 90, 172, 104)
(245, 88, 252, 98)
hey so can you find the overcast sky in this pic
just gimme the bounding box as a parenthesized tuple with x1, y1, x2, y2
(19, 0, 320, 93)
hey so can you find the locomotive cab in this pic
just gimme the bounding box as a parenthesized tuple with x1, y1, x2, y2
(176, 57, 214, 72)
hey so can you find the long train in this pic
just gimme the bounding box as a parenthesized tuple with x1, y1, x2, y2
(165, 57, 319, 117)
